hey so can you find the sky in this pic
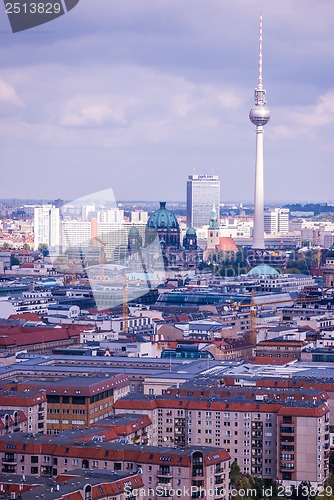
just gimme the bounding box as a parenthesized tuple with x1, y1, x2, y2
(0, 0, 333, 204)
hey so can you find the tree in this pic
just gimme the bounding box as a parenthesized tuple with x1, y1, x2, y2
(11, 257, 20, 267)
(22, 243, 30, 250)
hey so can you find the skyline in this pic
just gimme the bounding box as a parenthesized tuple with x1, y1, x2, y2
(0, 0, 333, 202)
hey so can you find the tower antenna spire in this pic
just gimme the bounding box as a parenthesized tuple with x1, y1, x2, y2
(258, 11, 263, 89)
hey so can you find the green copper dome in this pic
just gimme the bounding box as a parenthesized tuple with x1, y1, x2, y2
(147, 202, 179, 229)
(186, 227, 197, 236)
(247, 264, 280, 276)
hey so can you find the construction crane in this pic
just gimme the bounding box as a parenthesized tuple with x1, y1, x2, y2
(232, 294, 322, 346)
(92, 236, 130, 335)
(122, 269, 128, 335)
(92, 237, 106, 281)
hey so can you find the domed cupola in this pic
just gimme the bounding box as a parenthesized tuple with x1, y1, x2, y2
(183, 227, 197, 249)
(145, 202, 180, 247)
(147, 202, 179, 230)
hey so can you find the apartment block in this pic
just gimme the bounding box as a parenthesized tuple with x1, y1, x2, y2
(0, 434, 230, 500)
(0, 390, 47, 435)
(0, 376, 130, 435)
(0, 469, 144, 500)
(114, 393, 329, 487)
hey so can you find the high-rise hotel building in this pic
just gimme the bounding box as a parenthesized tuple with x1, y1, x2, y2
(186, 174, 220, 229)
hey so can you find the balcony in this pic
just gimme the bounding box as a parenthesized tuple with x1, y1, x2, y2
(2, 466, 16, 473)
(157, 470, 173, 478)
(280, 427, 295, 434)
(192, 470, 204, 478)
(214, 467, 225, 475)
(157, 481, 172, 488)
(215, 477, 225, 485)
(2, 457, 16, 464)
(280, 463, 295, 471)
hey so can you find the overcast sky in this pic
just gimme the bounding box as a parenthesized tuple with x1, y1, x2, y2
(0, 0, 333, 204)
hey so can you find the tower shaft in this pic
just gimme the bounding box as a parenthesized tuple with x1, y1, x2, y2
(252, 126, 265, 249)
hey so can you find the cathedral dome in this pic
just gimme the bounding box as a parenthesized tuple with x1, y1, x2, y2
(147, 202, 179, 229)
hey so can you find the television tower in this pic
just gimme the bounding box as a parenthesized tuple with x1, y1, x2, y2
(249, 12, 270, 250)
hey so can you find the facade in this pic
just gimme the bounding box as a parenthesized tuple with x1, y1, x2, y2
(255, 339, 306, 360)
(0, 434, 231, 500)
(0, 469, 144, 500)
(323, 245, 334, 288)
(0, 390, 47, 435)
(186, 175, 220, 229)
(264, 208, 290, 235)
(61, 221, 92, 250)
(7, 376, 131, 435)
(114, 392, 329, 487)
(34, 205, 60, 250)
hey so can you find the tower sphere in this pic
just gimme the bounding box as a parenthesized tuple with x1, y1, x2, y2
(249, 105, 270, 126)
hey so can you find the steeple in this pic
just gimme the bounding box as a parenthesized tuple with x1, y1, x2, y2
(209, 205, 219, 230)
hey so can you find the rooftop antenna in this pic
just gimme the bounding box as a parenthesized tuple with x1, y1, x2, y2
(258, 11, 263, 90)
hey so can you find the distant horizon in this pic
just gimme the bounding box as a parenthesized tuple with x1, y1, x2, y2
(1, 198, 334, 207)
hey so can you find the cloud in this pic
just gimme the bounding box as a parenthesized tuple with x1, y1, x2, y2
(294, 91, 334, 127)
(0, 79, 22, 106)
(0, 0, 333, 201)
(59, 99, 126, 127)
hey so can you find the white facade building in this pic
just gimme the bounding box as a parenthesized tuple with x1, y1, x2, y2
(34, 205, 60, 250)
(264, 208, 290, 235)
(61, 221, 92, 250)
(97, 208, 124, 224)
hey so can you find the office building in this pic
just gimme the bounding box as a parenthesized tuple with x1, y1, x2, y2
(264, 208, 290, 235)
(187, 175, 220, 229)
